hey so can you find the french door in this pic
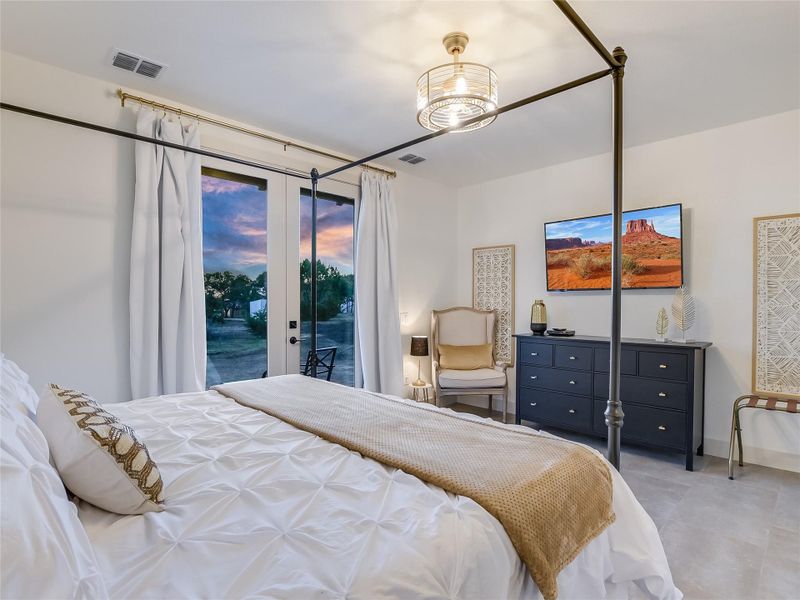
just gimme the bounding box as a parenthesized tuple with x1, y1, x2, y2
(201, 158, 355, 387)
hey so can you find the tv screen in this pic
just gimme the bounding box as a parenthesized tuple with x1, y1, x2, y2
(544, 203, 683, 291)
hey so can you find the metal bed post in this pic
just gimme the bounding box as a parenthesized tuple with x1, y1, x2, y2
(0, 0, 627, 468)
(606, 47, 627, 470)
(310, 168, 319, 379)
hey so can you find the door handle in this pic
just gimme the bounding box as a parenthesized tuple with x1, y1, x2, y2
(289, 336, 298, 345)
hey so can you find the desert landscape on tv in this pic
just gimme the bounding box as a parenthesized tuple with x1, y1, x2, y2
(545, 205, 682, 290)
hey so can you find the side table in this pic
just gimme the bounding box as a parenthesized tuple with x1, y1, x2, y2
(411, 383, 435, 404)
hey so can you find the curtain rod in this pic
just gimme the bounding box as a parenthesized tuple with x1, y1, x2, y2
(0, 102, 312, 180)
(116, 89, 396, 179)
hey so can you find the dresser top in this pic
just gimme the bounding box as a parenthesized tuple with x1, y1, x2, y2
(513, 332, 712, 349)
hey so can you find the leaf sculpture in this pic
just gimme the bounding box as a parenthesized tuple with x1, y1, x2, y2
(655, 307, 669, 338)
(671, 286, 696, 334)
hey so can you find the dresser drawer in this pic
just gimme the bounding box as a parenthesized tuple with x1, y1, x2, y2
(519, 365, 592, 397)
(593, 374, 688, 411)
(593, 401, 686, 449)
(554, 345, 593, 371)
(519, 388, 591, 431)
(623, 377, 688, 411)
(518, 342, 553, 367)
(639, 351, 688, 381)
(594, 348, 637, 375)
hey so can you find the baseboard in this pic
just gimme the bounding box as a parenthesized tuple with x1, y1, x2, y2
(703, 438, 800, 473)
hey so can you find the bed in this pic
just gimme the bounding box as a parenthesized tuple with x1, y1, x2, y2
(2, 366, 680, 599)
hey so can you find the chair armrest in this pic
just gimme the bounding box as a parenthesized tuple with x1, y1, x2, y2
(494, 361, 509, 373)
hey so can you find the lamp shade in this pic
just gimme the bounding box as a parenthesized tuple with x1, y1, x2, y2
(410, 336, 429, 357)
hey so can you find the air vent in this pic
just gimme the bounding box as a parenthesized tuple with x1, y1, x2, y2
(136, 60, 163, 78)
(398, 153, 426, 165)
(110, 48, 167, 79)
(111, 51, 139, 72)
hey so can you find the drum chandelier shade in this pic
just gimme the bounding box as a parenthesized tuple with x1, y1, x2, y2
(416, 32, 498, 133)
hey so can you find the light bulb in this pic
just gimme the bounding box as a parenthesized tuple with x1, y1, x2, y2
(455, 76, 467, 94)
(448, 113, 460, 127)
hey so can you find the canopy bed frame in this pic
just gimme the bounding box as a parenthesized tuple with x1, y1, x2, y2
(0, 0, 629, 469)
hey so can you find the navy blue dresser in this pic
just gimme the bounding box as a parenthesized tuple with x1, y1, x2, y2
(513, 334, 712, 470)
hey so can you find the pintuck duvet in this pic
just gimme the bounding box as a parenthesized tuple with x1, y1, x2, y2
(77, 377, 681, 599)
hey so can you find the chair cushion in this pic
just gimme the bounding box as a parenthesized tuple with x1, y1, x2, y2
(438, 344, 494, 370)
(438, 368, 506, 389)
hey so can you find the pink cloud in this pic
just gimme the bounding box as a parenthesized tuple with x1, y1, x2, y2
(201, 177, 251, 194)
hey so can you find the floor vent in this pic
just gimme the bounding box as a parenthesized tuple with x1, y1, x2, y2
(398, 153, 426, 165)
(111, 49, 167, 79)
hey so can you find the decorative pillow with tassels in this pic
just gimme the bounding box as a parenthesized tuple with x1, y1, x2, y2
(37, 384, 165, 514)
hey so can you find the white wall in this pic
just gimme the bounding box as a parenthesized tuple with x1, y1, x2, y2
(2, 51, 796, 471)
(0, 52, 458, 401)
(456, 110, 800, 472)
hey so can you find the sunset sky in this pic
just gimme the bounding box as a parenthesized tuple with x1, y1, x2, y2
(545, 204, 682, 243)
(202, 175, 354, 279)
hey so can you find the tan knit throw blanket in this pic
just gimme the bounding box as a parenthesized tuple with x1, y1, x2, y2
(214, 375, 615, 600)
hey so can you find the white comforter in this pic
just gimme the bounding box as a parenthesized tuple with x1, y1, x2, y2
(78, 381, 680, 599)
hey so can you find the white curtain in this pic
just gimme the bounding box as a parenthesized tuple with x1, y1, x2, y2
(130, 110, 206, 398)
(354, 171, 403, 397)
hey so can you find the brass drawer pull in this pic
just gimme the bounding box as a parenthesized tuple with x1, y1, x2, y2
(658, 425, 667, 431)
(530, 375, 538, 380)
(659, 364, 668, 369)
(568, 409, 576, 414)
(531, 352, 538, 356)
(530, 402, 537, 407)
(658, 392, 667, 397)
(569, 380, 576, 385)
(569, 356, 577, 360)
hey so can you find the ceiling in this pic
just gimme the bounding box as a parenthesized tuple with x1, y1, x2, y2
(1, 1, 798, 186)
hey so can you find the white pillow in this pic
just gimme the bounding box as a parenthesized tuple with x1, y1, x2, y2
(1, 354, 40, 419)
(37, 384, 165, 515)
(1, 402, 109, 599)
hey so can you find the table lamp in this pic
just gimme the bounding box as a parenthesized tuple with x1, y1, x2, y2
(410, 336, 429, 387)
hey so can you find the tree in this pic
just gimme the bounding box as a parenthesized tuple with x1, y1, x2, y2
(300, 259, 354, 321)
(204, 271, 264, 320)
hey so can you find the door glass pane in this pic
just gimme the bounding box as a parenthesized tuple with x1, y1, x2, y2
(299, 189, 355, 386)
(202, 168, 267, 386)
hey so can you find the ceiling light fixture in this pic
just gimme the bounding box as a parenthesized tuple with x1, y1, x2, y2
(416, 32, 498, 133)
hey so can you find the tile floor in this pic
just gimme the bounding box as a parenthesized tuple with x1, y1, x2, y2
(451, 403, 800, 600)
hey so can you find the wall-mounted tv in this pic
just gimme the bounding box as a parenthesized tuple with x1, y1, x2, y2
(544, 203, 683, 291)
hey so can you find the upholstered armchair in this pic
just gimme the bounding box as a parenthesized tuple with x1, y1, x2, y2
(431, 307, 509, 423)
